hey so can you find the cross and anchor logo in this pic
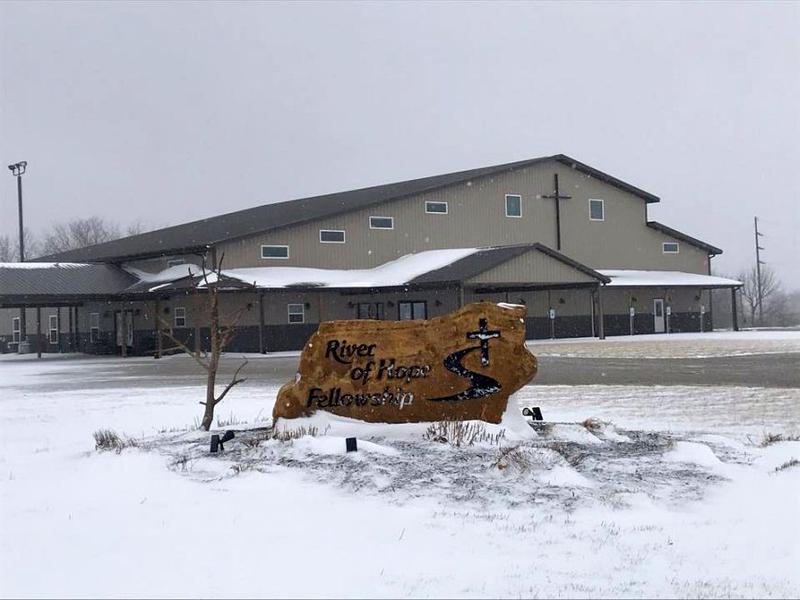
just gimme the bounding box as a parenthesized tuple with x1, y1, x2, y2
(429, 317, 503, 402)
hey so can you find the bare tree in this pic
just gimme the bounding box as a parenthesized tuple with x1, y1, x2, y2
(0, 235, 12, 262)
(40, 217, 121, 255)
(158, 255, 250, 431)
(0, 229, 39, 261)
(738, 264, 781, 327)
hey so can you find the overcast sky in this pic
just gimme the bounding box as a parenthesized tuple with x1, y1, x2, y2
(1, 1, 798, 287)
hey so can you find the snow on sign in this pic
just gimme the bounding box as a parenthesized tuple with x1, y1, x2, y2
(274, 302, 538, 424)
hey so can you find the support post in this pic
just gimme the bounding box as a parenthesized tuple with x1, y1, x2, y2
(258, 292, 265, 354)
(74, 306, 80, 352)
(68, 305, 73, 352)
(731, 287, 739, 331)
(120, 309, 128, 358)
(36, 307, 41, 359)
(458, 285, 465, 308)
(154, 299, 162, 359)
(597, 286, 605, 340)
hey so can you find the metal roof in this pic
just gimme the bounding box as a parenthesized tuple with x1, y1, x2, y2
(0, 263, 138, 305)
(646, 221, 723, 255)
(38, 154, 660, 263)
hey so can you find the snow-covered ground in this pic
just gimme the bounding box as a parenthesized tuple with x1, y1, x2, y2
(528, 329, 800, 358)
(1, 334, 799, 598)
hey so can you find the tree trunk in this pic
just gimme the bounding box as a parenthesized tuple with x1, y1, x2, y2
(201, 287, 222, 431)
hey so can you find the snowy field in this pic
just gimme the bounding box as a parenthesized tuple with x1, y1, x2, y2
(1, 331, 799, 598)
(528, 330, 800, 359)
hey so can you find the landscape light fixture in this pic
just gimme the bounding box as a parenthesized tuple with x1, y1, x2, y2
(8, 161, 27, 176)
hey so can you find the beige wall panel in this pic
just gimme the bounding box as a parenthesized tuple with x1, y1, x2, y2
(602, 287, 709, 314)
(467, 249, 597, 285)
(218, 159, 712, 275)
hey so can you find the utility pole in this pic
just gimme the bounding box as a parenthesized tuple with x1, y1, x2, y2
(8, 161, 28, 351)
(754, 216, 765, 325)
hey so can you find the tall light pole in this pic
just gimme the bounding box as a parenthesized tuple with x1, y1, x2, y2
(8, 161, 28, 349)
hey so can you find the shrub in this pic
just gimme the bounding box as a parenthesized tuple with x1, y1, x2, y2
(492, 445, 532, 472)
(760, 432, 800, 447)
(423, 420, 506, 448)
(93, 429, 138, 453)
(775, 458, 800, 473)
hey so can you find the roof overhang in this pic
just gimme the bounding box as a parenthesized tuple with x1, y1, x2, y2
(647, 222, 723, 255)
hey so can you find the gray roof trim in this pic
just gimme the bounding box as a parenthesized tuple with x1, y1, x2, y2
(553, 155, 660, 203)
(38, 154, 660, 263)
(646, 221, 723, 255)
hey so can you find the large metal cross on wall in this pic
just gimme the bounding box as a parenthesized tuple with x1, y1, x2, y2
(542, 173, 571, 250)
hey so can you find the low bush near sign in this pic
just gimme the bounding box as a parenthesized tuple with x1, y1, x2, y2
(93, 429, 139, 453)
(423, 420, 506, 447)
(760, 432, 800, 447)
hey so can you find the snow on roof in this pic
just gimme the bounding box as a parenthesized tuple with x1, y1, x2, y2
(124, 264, 200, 284)
(599, 270, 742, 288)
(0, 262, 93, 269)
(216, 248, 481, 289)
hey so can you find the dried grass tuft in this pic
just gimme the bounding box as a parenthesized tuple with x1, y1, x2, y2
(93, 429, 139, 453)
(423, 420, 505, 448)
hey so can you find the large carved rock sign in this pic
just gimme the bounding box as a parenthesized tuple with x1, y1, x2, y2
(274, 302, 538, 424)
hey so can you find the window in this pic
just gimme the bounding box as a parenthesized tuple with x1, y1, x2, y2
(174, 307, 187, 328)
(12, 317, 20, 344)
(288, 303, 305, 324)
(357, 302, 384, 320)
(662, 242, 680, 254)
(398, 301, 427, 321)
(48, 315, 59, 344)
(505, 194, 522, 218)
(589, 199, 604, 221)
(89, 313, 100, 343)
(425, 201, 448, 214)
(261, 245, 289, 259)
(167, 258, 185, 267)
(319, 229, 346, 243)
(369, 216, 394, 230)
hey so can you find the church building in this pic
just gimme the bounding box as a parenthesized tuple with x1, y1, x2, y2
(0, 154, 742, 356)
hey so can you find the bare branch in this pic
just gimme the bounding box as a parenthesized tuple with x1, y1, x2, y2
(156, 318, 210, 371)
(213, 360, 248, 405)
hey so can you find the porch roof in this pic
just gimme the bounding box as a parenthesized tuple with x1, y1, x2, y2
(599, 269, 742, 289)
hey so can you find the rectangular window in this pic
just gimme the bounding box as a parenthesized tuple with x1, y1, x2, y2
(357, 302, 384, 320)
(48, 314, 59, 344)
(174, 307, 187, 328)
(89, 313, 100, 343)
(319, 229, 346, 243)
(662, 242, 680, 254)
(12, 317, 20, 343)
(398, 301, 427, 321)
(288, 303, 305, 324)
(505, 194, 522, 218)
(369, 216, 394, 230)
(425, 201, 448, 214)
(589, 199, 604, 221)
(261, 245, 289, 259)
